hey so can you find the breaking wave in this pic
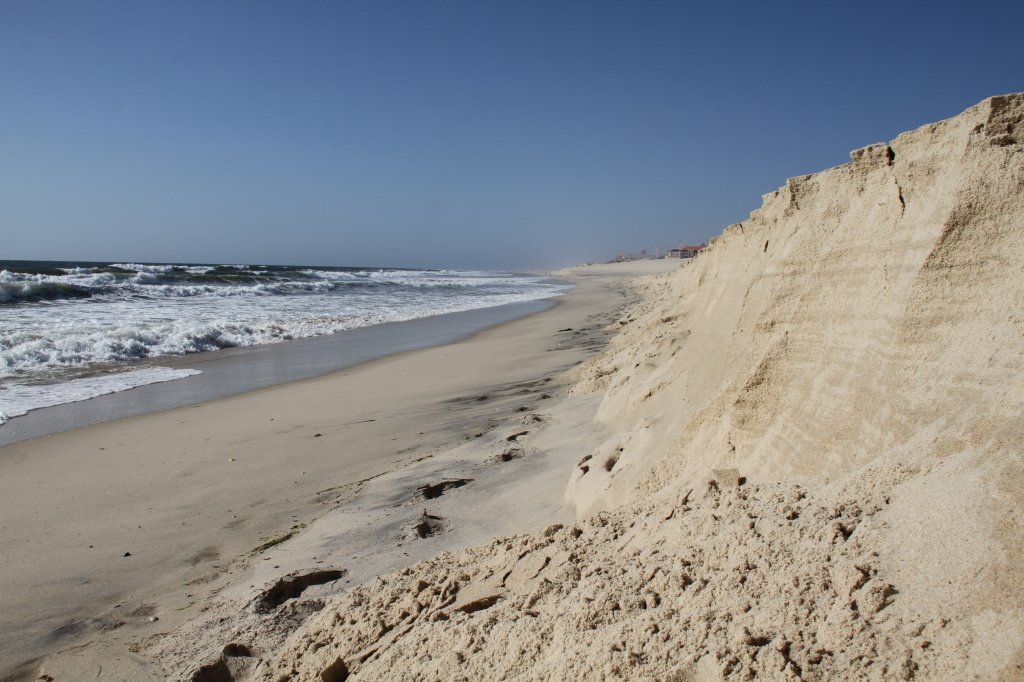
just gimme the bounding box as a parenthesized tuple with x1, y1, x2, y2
(0, 367, 203, 424)
(0, 260, 566, 421)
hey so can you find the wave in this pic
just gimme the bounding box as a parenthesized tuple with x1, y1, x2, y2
(0, 262, 566, 418)
(0, 280, 94, 304)
(0, 263, 534, 305)
(0, 367, 202, 424)
(0, 292, 561, 376)
(0, 267, 567, 378)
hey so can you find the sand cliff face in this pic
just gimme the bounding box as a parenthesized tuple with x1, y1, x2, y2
(259, 95, 1023, 680)
(571, 93, 1023, 505)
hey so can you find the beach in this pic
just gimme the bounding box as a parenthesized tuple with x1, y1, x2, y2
(127, 95, 1024, 681)
(0, 259, 678, 679)
(5, 0, 1023, 677)
(6, 95, 1024, 681)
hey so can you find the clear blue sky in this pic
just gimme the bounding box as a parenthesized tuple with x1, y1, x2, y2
(2, 1, 1022, 269)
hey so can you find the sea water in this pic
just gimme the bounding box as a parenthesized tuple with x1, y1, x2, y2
(0, 260, 566, 423)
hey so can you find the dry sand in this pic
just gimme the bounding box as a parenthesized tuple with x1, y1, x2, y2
(13, 93, 1024, 681)
(0, 258, 678, 680)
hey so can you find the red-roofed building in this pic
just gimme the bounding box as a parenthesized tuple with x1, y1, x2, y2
(667, 243, 706, 258)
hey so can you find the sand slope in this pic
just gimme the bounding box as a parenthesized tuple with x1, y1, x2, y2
(24, 260, 678, 680)
(135, 95, 1024, 680)
(259, 95, 1024, 680)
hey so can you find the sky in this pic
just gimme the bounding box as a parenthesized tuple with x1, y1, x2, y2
(1, 1, 1022, 270)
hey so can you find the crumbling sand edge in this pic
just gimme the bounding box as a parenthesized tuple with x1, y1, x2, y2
(259, 94, 1022, 680)
(109, 94, 1024, 680)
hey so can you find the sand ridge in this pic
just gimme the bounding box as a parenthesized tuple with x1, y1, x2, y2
(26, 93, 1024, 679)
(239, 94, 1020, 680)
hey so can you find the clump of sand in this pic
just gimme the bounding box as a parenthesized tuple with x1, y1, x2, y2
(164, 94, 1024, 680)
(269, 470, 946, 680)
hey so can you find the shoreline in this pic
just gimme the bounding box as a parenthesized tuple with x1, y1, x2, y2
(0, 298, 560, 447)
(9, 94, 1023, 682)
(1, 259, 680, 679)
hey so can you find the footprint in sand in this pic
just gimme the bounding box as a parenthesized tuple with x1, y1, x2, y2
(496, 447, 524, 463)
(416, 479, 472, 500)
(253, 569, 347, 613)
(412, 510, 445, 539)
(189, 642, 254, 682)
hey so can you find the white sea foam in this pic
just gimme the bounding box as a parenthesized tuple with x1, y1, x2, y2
(0, 264, 567, 416)
(0, 367, 202, 424)
(0, 269, 565, 375)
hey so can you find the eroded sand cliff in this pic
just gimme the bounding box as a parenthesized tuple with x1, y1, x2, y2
(167, 94, 1023, 680)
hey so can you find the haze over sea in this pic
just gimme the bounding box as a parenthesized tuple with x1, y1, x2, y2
(0, 259, 564, 423)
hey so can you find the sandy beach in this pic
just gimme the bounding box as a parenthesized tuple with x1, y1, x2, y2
(5, 95, 1024, 681)
(0, 259, 678, 679)
(4, 0, 1023, 676)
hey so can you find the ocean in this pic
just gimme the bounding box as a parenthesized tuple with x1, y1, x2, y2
(0, 260, 566, 424)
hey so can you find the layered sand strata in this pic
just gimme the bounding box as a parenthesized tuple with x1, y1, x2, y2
(166, 95, 1022, 680)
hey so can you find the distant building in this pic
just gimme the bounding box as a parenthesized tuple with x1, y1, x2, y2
(666, 243, 707, 258)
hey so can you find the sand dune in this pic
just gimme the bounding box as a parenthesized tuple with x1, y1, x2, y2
(33, 95, 1023, 680)
(254, 95, 1024, 680)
